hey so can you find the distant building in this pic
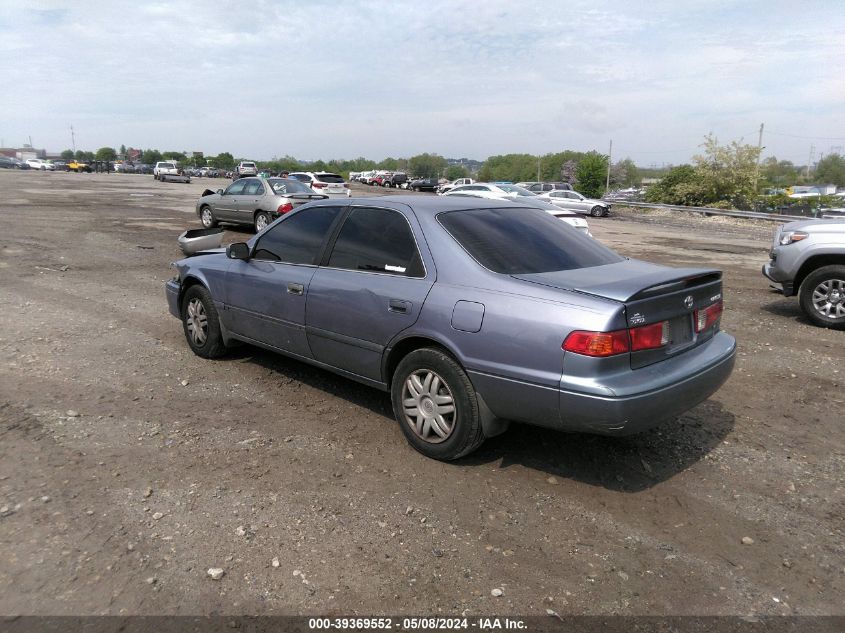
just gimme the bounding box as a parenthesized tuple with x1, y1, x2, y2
(0, 146, 47, 160)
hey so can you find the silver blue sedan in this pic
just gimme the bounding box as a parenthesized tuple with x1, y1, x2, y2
(166, 196, 735, 460)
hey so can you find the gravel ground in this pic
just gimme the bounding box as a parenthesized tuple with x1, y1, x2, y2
(0, 170, 842, 617)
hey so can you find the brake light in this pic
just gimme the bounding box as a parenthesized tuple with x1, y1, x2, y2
(563, 330, 629, 357)
(343, 183, 349, 188)
(277, 202, 293, 214)
(694, 299, 723, 332)
(629, 320, 669, 351)
(311, 182, 327, 188)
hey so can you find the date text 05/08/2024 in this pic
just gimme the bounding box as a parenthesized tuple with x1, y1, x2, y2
(308, 617, 527, 630)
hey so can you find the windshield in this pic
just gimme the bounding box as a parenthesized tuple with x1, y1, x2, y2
(267, 178, 314, 194)
(498, 184, 536, 196)
(438, 207, 623, 274)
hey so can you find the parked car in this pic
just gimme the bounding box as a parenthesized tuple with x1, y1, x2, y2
(386, 172, 409, 189)
(409, 177, 439, 192)
(166, 195, 736, 461)
(26, 158, 54, 171)
(235, 161, 258, 179)
(135, 163, 153, 175)
(437, 177, 474, 194)
(115, 162, 135, 173)
(444, 182, 539, 200)
(67, 159, 91, 172)
(51, 160, 69, 171)
(762, 218, 845, 329)
(154, 161, 179, 180)
(536, 189, 611, 217)
(0, 156, 18, 169)
(196, 176, 329, 232)
(288, 171, 351, 198)
(444, 186, 591, 235)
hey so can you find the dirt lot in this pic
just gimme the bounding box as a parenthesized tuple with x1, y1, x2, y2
(0, 170, 842, 617)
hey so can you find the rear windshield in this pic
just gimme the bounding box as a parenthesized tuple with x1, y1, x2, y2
(316, 173, 345, 183)
(159, 162, 175, 168)
(241, 162, 256, 168)
(267, 178, 314, 194)
(438, 207, 623, 274)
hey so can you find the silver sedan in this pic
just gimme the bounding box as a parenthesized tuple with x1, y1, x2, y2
(196, 177, 328, 232)
(537, 190, 611, 217)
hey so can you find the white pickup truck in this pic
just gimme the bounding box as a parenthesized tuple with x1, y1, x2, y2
(154, 161, 190, 183)
(438, 177, 474, 194)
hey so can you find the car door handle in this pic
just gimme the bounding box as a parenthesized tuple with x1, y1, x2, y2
(388, 299, 411, 314)
(287, 283, 304, 295)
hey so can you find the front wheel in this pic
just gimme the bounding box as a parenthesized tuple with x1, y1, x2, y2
(590, 206, 604, 217)
(200, 206, 217, 228)
(391, 348, 485, 461)
(254, 211, 271, 233)
(799, 265, 845, 329)
(181, 285, 227, 358)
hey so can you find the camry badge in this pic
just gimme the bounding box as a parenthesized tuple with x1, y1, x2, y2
(684, 295, 694, 309)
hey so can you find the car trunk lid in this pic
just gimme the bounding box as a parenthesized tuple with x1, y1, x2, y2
(513, 260, 724, 369)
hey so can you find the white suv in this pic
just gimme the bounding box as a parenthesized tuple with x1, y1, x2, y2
(26, 158, 54, 171)
(288, 172, 351, 198)
(154, 161, 179, 180)
(236, 161, 258, 179)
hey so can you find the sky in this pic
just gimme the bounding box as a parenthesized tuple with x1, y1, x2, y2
(1, 0, 843, 166)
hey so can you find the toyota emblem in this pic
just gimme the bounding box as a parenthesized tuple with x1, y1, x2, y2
(684, 295, 694, 309)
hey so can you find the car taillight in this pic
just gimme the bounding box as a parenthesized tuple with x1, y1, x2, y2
(563, 321, 671, 357)
(629, 320, 669, 351)
(312, 182, 327, 188)
(343, 183, 349, 188)
(277, 202, 293, 214)
(694, 299, 723, 333)
(563, 330, 629, 357)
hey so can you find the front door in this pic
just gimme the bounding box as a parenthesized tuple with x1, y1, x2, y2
(306, 206, 434, 382)
(224, 205, 345, 358)
(217, 179, 247, 221)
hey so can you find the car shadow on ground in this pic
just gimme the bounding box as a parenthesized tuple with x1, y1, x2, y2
(236, 346, 734, 493)
(759, 298, 814, 326)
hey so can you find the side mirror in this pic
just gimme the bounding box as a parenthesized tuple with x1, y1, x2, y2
(227, 242, 250, 260)
(217, 189, 223, 195)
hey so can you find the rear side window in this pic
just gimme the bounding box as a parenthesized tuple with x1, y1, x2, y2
(253, 206, 342, 264)
(438, 207, 623, 274)
(328, 207, 424, 277)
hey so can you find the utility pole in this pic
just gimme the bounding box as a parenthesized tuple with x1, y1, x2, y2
(754, 122, 764, 192)
(806, 144, 815, 179)
(605, 139, 612, 192)
(537, 155, 541, 182)
(70, 125, 76, 152)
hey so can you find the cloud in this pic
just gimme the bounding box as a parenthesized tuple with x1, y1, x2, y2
(0, 1, 842, 164)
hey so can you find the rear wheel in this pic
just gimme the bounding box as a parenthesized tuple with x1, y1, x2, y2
(254, 211, 271, 233)
(799, 265, 845, 329)
(590, 206, 604, 217)
(181, 285, 227, 358)
(200, 206, 217, 228)
(391, 348, 485, 461)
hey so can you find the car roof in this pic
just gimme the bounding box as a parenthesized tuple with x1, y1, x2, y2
(306, 195, 533, 217)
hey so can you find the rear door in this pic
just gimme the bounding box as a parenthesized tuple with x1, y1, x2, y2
(224, 205, 346, 357)
(306, 205, 434, 382)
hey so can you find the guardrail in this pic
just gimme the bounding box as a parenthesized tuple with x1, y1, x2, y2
(606, 200, 810, 222)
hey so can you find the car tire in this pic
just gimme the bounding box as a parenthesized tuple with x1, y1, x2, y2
(200, 205, 218, 229)
(590, 206, 604, 217)
(413, 186, 419, 192)
(254, 211, 271, 233)
(391, 348, 485, 461)
(798, 265, 845, 329)
(181, 285, 227, 359)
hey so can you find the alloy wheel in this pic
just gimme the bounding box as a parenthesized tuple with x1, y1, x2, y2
(811, 278, 845, 320)
(186, 298, 208, 345)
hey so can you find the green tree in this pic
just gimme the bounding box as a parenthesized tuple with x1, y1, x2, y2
(75, 150, 94, 161)
(377, 157, 400, 170)
(761, 157, 799, 188)
(815, 153, 845, 187)
(609, 157, 640, 188)
(445, 165, 469, 180)
(61, 149, 75, 160)
(692, 134, 762, 208)
(162, 151, 187, 163)
(142, 149, 162, 165)
(95, 147, 117, 161)
(119, 144, 127, 157)
(408, 153, 447, 178)
(575, 151, 609, 198)
(644, 165, 702, 205)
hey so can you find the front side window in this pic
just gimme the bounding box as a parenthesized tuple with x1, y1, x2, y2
(252, 206, 342, 264)
(328, 207, 424, 277)
(224, 180, 247, 196)
(439, 207, 623, 274)
(243, 180, 263, 195)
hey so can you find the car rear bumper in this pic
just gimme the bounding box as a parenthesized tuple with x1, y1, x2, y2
(557, 332, 736, 435)
(468, 332, 736, 437)
(165, 279, 180, 318)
